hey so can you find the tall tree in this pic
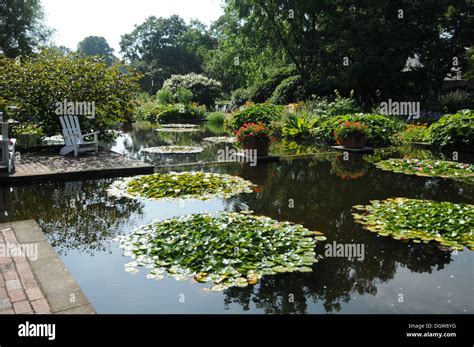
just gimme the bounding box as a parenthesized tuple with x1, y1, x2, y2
(0, 0, 52, 58)
(226, 0, 474, 105)
(120, 15, 213, 93)
(77, 36, 115, 65)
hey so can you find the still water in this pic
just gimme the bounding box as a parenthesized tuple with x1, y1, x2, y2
(3, 124, 473, 313)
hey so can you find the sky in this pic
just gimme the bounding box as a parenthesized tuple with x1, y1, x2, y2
(41, 0, 224, 55)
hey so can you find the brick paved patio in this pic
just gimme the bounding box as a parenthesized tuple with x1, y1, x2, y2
(0, 220, 94, 314)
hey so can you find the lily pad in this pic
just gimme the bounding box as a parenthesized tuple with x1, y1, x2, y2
(374, 158, 474, 180)
(352, 198, 474, 251)
(202, 136, 237, 144)
(108, 172, 254, 201)
(115, 211, 324, 289)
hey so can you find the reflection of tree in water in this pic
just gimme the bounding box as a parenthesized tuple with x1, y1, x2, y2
(6, 179, 143, 255)
(220, 157, 457, 313)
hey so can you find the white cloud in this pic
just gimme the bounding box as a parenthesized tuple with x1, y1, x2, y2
(42, 0, 224, 54)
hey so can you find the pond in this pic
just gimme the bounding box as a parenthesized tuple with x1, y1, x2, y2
(2, 125, 473, 314)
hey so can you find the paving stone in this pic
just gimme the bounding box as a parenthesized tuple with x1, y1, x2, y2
(2, 230, 17, 243)
(0, 255, 12, 265)
(21, 277, 38, 290)
(25, 287, 43, 301)
(5, 279, 22, 291)
(56, 304, 95, 314)
(0, 287, 7, 299)
(8, 288, 26, 302)
(0, 262, 14, 273)
(0, 274, 4, 287)
(12, 221, 46, 244)
(13, 300, 32, 314)
(3, 270, 19, 281)
(0, 297, 12, 310)
(0, 308, 14, 314)
(15, 261, 30, 272)
(31, 298, 50, 313)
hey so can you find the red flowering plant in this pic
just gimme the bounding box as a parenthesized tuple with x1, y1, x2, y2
(333, 121, 369, 147)
(235, 122, 271, 146)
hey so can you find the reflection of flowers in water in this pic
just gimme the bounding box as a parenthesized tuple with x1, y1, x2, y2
(143, 146, 203, 154)
(331, 153, 368, 180)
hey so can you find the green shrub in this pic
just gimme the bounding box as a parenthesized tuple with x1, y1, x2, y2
(282, 112, 319, 139)
(428, 110, 474, 149)
(304, 91, 361, 117)
(175, 87, 194, 104)
(156, 103, 206, 124)
(133, 100, 161, 121)
(395, 124, 429, 145)
(231, 87, 252, 107)
(249, 66, 296, 103)
(230, 103, 283, 130)
(316, 114, 402, 147)
(0, 49, 141, 143)
(162, 73, 222, 107)
(208, 111, 226, 125)
(156, 88, 173, 105)
(439, 91, 474, 114)
(270, 75, 304, 105)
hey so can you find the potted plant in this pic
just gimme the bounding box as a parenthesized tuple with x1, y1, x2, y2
(236, 122, 271, 156)
(333, 121, 369, 148)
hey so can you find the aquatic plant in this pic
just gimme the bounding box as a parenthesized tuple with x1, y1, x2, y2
(117, 211, 326, 290)
(108, 172, 254, 201)
(353, 198, 474, 251)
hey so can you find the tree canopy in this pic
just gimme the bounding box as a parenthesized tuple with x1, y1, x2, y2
(77, 36, 115, 65)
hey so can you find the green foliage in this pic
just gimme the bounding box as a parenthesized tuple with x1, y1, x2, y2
(304, 91, 361, 117)
(10, 122, 45, 148)
(231, 87, 252, 107)
(270, 75, 304, 105)
(207, 111, 226, 125)
(117, 211, 324, 290)
(162, 73, 222, 107)
(0, 0, 52, 57)
(0, 49, 141, 143)
(395, 124, 429, 145)
(353, 198, 474, 251)
(249, 66, 297, 103)
(175, 87, 194, 104)
(109, 172, 253, 201)
(428, 110, 474, 149)
(375, 158, 474, 180)
(316, 114, 402, 147)
(77, 36, 115, 66)
(156, 88, 174, 105)
(230, 103, 283, 130)
(155, 103, 206, 124)
(282, 113, 318, 139)
(120, 15, 212, 94)
(438, 90, 474, 114)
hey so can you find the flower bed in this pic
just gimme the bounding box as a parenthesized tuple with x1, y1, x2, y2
(108, 172, 254, 201)
(353, 198, 474, 251)
(116, 211, 326, 290)
(143, 146, 203, 154)
(374, 158, 474, 179)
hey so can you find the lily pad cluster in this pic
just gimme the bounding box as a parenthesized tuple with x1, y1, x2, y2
(116, 211, 326, 290)
(155, 124, 200, 132)
(202, 136, 237, 144)
(375, 158, 474, 179)
(353, 198, 474, 250)
(108, 172, 254, 201)
(160, 124, 199, 128)
(143, 146, 203, 154)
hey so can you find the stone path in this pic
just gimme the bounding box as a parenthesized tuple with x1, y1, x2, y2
(0, 220, 95, 314)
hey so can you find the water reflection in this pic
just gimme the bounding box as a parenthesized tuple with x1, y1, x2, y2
(1, 179, 144, 255)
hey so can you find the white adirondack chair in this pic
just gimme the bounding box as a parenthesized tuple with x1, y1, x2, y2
(59, 115, 99, 156)
(0, 121, 16, 173)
